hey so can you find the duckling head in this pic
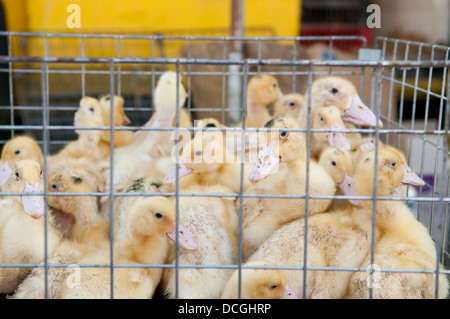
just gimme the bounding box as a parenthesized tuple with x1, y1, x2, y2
(0, 135, 43, 186)
(319, 147, 354, 186)
(6, 159, 44, 219)
(99, 94, 130, 126)
(351, 147, 424, 205)
(47, 167, 101, 237)
(153, 71, 188, 116)
(312, 106, 351, 150)
(308, 76, 382, 128)
(163, 123, 229, 183)
(249, 116, 305, 184)
(273, 93, 304, 119)
(221, 261, 297, 299)
(74, 97, 104, 129)
(247, 74, 283, 108)
(128, 196, 197, 250)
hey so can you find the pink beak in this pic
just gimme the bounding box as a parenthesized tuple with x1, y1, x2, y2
(123, 114, 131, 126)
(0, 160, 13, 186)
(342, 95, 383, 128)
(21, 181, 44, 219)
(281, 285, 297, 299)
(277, 89, 284, 101)
(166, 223, 197, 250)
(327, 125, 351, 150)
(338, 172, 362, 207)
(163, 161, 193, 184)
(248, 143, 280, 184)
(401, 164, 425, 186)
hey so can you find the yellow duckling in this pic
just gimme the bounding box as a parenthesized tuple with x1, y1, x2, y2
(241, 116, 335, 260)
(299, 76, 382, 128)
(240, 74, 284, 128)
(161, 183, 239, 299)
(220, 261, 297, 299)
(318, 146, 355, 211)
(98, 94, 134, 148)
(0, 159, 60, 294)
(248, 146, 427, 299)
(12, 165, 108, 299)
(60, 196, 196, 299)
(309, 105, 351, 159)
(272, 93, 304, 119)
(163, 120, 254, 193)
(49, 96, 110, 163)
(0, 135, 43, 189)
(346, 148, 448, 299)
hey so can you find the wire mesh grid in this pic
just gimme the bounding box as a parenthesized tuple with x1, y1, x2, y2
(0, 32, 448, 299)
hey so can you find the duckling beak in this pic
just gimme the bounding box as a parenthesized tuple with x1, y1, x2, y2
(327, 125, 351, 150)
(0, 160, 13, 186)
(163, 161, 193, 184)
(249, 143, 280, 184)
(21, 181, 44, 219)
(123, 114, 131, 126)
(167, 223, 198, 250)
(281, 285, 297, 299)
(401, 164, 425, 186)
(338, 172, 362, 207)
(342, 95, 383, 128)
(277, 89, 284, 101)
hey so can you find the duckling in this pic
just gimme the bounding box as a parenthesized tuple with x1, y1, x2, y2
(248, 146, 427, 299)
(161, 183, 239, 299)
(109, 71, 188, 187)
(273, 93, 304, 119)
(239, 74, 284, 128)
(309, 105, 351, 159)
(163, 122, 254, 193)
(242, 116, 335, 260)
(49, 96, 110, 163)
(298, 76, 382, 128)
(318, 146, 355, 211)
(60, 196, 196, 299)
(12, 165, 108, 299)
(98, 94, 134, 148)
(345, 149, 448, 299)
(0, 159, 60, 294)
(0, 135, 43, 188)
(220, 261, 297, 299)
(349, 136, 384, 168)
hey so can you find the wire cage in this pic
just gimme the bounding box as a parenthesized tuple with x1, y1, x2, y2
(0, 32, 449, 299)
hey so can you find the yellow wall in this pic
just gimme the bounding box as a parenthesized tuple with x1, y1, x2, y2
(2, 0, 301, 58)
(3, 0, 300, 36)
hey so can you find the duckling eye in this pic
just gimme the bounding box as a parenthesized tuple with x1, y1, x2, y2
(331, 88, 339, 94)
(15, 171, 20, 179)
(280, 131, 288, 139)
(270, 284, 278, 290)
(391, 161, 397, 168)
(14, 149, 21, 155)
(331, 160, 337, 166)
(289, 102, 296, 108)
(195, 151, 202, 156)
(88, 107, 95, 113)
(319, 116, 325, 122)
(272, 83, 277, 88)
(153, 212, 164, 219)
(50, 183, 57, 190)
